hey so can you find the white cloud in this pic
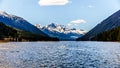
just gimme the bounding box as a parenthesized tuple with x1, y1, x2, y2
(70, 19, 86, 24)
(88, 5, 95, 8)
(38, 0, 70, 6)
(67, 19, 86, 26)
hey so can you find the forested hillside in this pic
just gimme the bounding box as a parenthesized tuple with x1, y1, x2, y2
(0, 22, 59, 42)
(94, 27, 120, 41)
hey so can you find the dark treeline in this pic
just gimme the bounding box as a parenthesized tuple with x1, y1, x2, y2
(93, 27, 120, 41)
(0, 22, 18, 41)
(0, 22, 59, 42)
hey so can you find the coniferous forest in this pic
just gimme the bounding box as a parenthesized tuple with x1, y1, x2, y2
(0, 22, 59, 42)
(94, 27, 120, 41)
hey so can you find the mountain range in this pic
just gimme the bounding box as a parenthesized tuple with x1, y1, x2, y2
(1, 10, 120, 41)
(0, 11, 47, 37)
(35, 23, 87, 40)
(0, 11, 59, 41)
(77, 10, 120, 41)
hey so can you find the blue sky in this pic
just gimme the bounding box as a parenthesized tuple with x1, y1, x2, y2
(0, 0, 120, 31)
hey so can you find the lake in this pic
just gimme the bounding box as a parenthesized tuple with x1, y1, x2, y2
(0, 41, 120, 68)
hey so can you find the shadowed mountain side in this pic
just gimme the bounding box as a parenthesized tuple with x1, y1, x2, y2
(92, 26, 120, 41)
(77, 10, 120, 41)
(0, 11, 48, 37)
(0, 22, 59, 42)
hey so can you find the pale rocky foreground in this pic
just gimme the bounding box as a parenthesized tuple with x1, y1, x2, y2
(0, 42, 120, 68)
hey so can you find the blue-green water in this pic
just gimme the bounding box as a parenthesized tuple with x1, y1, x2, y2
(0, 42, 120, 68)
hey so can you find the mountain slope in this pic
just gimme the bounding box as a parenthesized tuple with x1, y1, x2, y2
(0, 11, 47, 37)
(77, 10, 120, 41)
(36, 23, 87, 40)
(0, 22, 59, 41)
(93, 26, 120, 41)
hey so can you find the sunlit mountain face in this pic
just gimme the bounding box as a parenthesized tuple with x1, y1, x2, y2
(35, 23, 87, 41)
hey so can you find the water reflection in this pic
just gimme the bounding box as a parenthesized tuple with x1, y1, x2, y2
(0, 42, 119, 68)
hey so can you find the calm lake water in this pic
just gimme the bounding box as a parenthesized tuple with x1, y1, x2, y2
(0, 41, 120, 68)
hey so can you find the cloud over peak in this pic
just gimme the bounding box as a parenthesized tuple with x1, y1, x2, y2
(38, 0, 70, 6)
(68, 19, 86, 26)
(71, 19, 86, 24)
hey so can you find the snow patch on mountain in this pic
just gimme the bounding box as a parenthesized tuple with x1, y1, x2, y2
(0, 11, 47, 37)
(35, 23, 87, 40)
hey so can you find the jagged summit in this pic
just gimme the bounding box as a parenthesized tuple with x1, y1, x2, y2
(0, 11, 8, 15)
(47, 23, 57, 28)
(35, 23, 87, 40)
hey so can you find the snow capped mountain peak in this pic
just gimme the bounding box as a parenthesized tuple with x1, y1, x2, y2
(0, 11, 10, 17)
(0, 11, 47, 37)
(35, 23, 87, 40)
(47, 23, 57, 28)
(0, 11, 25, 21)
(35, 24, 43, 28)
(0, 11, 8, 14)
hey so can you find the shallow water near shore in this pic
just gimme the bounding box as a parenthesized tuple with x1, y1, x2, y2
(0, 41, 120, 68)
